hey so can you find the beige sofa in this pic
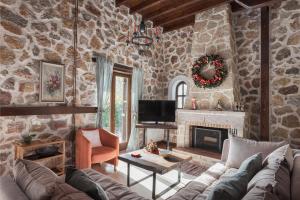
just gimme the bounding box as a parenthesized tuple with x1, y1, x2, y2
(168, 139, 299, 200)
(0, 139, 298, 200)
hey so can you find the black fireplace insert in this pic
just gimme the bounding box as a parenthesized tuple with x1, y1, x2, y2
(191, 126, 228, 152)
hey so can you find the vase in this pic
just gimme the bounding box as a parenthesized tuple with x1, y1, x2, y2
(191, 97, 197, 110)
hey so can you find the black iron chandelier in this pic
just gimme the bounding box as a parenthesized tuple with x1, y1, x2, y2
(126, 20, 161, 48)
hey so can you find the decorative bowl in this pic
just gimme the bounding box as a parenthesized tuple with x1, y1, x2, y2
(159, 149, 170, 158)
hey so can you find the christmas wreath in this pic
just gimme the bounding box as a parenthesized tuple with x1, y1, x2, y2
(192, 54, 227, 88)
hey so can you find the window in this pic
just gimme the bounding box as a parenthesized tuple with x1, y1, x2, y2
(175, 81, 187, 109)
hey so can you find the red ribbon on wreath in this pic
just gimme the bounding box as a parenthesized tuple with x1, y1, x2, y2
(191, 54, 227, 88)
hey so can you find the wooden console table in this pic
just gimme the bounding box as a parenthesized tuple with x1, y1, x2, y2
(136, 123, 178, 150)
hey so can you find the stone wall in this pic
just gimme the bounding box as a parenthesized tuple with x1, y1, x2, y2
(162, 0, 299, 143)
(270, 0, 300, 146)
(232, 0, 300, 143)
(233, 9, 261, 139)
(161, 26, 194, 98)
(0, 0, 161, 176)
(0, 0, 76, 176)
(190, 4, 238, 110)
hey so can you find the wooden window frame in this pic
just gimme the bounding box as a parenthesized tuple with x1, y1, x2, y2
(110, 64, 132, 150)
(175, 81, 187, 109)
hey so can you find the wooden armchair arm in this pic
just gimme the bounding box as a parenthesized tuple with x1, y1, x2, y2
(99, 129, 119, 152)
(75, 131, 92, 169)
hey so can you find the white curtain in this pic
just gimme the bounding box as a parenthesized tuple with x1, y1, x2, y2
(95, 56, 113, 128)
(127, 67, 144, 151)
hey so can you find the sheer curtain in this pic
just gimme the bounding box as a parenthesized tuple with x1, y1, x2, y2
(95, 56, 113, 128)
(127, 67, 144, 151)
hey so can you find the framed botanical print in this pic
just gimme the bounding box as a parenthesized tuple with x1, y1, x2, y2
(40, 61, 65, 103)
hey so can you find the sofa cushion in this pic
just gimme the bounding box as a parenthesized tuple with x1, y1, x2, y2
(82, 129, 102, 147)
(92, 146, 116, 163)
(226, 136, 286, 168)
(0, 176, 29, 200)
(65, 167, 108, 200)
(207, 171, 249, 200)
(238, 153, 262, 181)
(168, 163, 237, 200)
(83, 168, 148, 200)
(51, 181, 93, 200)
(242, 186, 280, 200)
(13, 159, 57, 200)
(292, 152, 300, 200)
(248, 145, 291, 200)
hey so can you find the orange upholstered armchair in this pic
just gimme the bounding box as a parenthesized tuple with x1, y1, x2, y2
(76, 128, 119, 170)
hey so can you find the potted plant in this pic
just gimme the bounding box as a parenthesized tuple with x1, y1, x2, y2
(21, 134, 36, 144)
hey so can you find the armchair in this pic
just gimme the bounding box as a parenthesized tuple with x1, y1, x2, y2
(76, 128, 119, 171)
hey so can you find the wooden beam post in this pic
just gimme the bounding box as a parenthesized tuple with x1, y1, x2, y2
(260, 6, 270, 141)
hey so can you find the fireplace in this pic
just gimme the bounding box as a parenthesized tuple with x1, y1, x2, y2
(191, 126, 228, 152)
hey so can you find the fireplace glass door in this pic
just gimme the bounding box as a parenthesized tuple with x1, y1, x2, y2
(192, 126, 228, 152)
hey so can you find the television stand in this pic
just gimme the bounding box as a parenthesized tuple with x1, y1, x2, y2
(136, 123, 178, 150)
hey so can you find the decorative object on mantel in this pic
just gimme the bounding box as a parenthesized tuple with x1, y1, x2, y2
(126, 20, 161, 49)
(215, 99, 224, 111)
(228, 128, 238, 136)
(192, 54, 228, 88)
(40, 61, 65, 103)
(21, 133, 36, 144)
(145, 140, 159, 155)
(191, 97, 197, 110)
(233, 101, 244, 112)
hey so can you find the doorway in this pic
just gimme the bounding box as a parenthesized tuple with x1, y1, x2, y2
(111, 66, 132, 150)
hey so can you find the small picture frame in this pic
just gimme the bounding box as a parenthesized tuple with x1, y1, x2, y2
(40, 61, 65, 103)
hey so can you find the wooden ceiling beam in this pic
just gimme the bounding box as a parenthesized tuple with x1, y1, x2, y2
(116, 0, 130, 7)
(234, 0, 275, 9)
(154, 0, 231, 27)
(163, 15, 195, 33)
(130, 0, 159, 14)
(143, 0, 199, 21)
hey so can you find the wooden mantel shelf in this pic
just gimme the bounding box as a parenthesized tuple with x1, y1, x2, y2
(0, 106, 97, 116)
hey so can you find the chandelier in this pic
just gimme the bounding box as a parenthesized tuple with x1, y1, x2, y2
(126, 20, 161, 48)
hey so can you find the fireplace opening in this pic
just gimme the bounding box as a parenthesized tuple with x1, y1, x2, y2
(191, 126, 228, 153)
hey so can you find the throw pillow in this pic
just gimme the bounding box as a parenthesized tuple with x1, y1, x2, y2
(226, 136, 286, 168)
(248, 146, 291, 200)
(207, 171, 249, 200)
(65, 167, 108, 200)
(238, 153, 262, 181)
(263, 144, 293, 171)
(82, 129, 102, 147)
(13, 159, 57, 200)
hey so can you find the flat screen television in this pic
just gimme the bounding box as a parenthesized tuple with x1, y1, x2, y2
(138, 100, 176, 123)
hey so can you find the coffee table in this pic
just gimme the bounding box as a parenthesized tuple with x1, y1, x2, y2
(118, 149, 192, 199)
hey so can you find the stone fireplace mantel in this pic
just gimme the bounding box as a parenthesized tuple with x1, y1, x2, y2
(176, 109, 246, 147)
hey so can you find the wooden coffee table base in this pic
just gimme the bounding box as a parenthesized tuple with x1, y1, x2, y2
(127, 162, 181, 200)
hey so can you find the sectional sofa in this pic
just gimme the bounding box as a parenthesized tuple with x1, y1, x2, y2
(0, 137, 299, 200)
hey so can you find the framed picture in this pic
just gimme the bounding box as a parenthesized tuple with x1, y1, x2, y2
(40, 61, 65, 103)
